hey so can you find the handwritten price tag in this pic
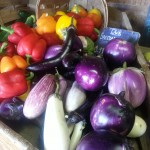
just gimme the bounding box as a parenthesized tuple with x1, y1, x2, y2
(97, 27, 141, 48)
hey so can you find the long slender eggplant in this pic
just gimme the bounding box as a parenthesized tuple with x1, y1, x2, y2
(26, 24, 76, 72)
(43, 82, 70, 150)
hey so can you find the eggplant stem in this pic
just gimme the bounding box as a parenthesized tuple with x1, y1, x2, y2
(123, 61, 127, 68)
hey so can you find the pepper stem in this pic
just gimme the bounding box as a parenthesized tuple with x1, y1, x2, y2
(26, 71, 34, 80)
(26, 54, 32, 65)
(75, 4, 79, 14)
(0, 25, 14, 34)
(0, 42, 7, 53)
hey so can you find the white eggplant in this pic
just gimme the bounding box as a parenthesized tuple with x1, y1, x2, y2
(65, 81, 86, 113)
(70, 120, 85, 150)
(127, 115, 147, 138)
(43, 94, 70, 150)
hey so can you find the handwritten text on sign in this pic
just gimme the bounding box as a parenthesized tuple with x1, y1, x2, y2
(97, 27, 141, 48)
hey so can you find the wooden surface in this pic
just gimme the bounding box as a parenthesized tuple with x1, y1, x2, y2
(106, 0, 150, 6)
(0, 120, 38, 150)
(0, 0, 31, 25)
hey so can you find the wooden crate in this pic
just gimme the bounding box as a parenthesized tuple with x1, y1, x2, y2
(0, 0, 150, 150)
(0, 0, 32, 25)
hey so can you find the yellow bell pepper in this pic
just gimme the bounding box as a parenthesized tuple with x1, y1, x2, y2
(36, 13, 56, 35)
(18, 80, 31, 101)
(56, 15, 77, 40)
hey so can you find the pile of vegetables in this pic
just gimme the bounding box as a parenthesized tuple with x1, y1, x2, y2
(0, 4, 148, 150)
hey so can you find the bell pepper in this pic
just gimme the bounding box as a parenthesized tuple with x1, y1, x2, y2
(25, 15, 36, 27)
(17, 33, 47, 62)
(18, 10, 33, 22)
(0, 55, 28, 73)
(0, 69, 28, 99)
(0, 22, 33, 45)
(18, 80, 31, 101)
(36, 13, 56, 35)
(18, 71, 34, 101)
(42, 32, 63, 46)
(76, 17, 94, 37)
(56, 15, 77, 40)
(0, 42, 16, 58)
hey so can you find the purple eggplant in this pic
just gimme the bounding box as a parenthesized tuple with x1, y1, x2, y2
(26, 24, 82, 72)
(44, 45, 63, 60)
(75, 55, 109, 91)
(103, 38, 136, 69)
(0, 97, 24, 120)
(90, 92, 135, 136)
(76, 130, 131, 150)
(62, 52, 82, 69)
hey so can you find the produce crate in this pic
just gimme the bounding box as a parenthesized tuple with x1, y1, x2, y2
(0, 0, 150, 150)
(0, 0, 34, 25)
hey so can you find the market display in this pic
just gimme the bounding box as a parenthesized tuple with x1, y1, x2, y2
(0, 3, 148, 150)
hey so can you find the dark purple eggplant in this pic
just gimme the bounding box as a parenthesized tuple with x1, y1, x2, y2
(71, 35, 83, 53)
(62, 52, 82, 69)
(0, 97, 24, 120)
(26, 24, 78, 72)
(76, 130, 131, 150)
(90, 92, 135, 136)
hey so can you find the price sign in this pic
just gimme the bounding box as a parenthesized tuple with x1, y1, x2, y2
(97, 27, 141, 48)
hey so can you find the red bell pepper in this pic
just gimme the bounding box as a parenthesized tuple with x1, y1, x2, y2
(0, 42, 16, 58)
(17, 33, 47, 62)
(0, 69, 28, 99)
(42, 32, 63, 47)
(1, 22, 33, 45)
(76, 17, 94, 37)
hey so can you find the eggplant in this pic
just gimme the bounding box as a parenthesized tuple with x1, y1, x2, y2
(0, 97, 24, 120)
(44, 45, 63, 60)
(75, 55, 109, 91)
(43, 87, 70, 150)
(26, 24, 77, 72)
(62, 52, 82, 69)
(90, 92, 135, 136)
(76, 130, 131, 150)
(23, 74, 56, 119)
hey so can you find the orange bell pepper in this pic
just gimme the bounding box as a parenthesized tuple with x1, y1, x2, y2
(0, 55, 28, 73)
(36, 13, 56, 35)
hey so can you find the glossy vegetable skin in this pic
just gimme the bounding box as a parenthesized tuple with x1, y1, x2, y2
(1, 22, 33, 45)
(17, 33, 47, 62)
(0, 55, 28, 73)
(36, 13, 56, 35)
(90, 92, 135, 136)
(26, 24, 76, 71)
(75, 56, 109, 91)
(103, 38, 136, 69)
(0, 97, 24, 120)
(0, 42, 16, 57)
(0, 69, 28, 99)
(44, 45, 63, 60)
(76, 130, 130, 150)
